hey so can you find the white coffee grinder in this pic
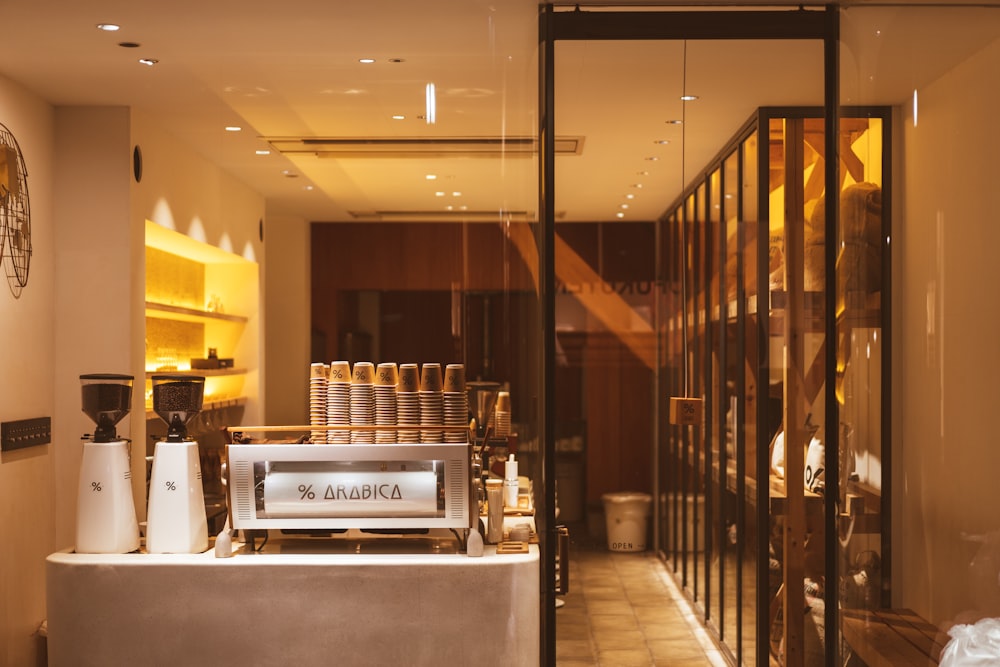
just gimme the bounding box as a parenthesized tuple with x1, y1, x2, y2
(77, 373, 141, 554)
(146, 374, 208, 554)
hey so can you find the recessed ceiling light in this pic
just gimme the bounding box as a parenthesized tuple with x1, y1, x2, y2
(97, 23, 120, 32)
(304, 185, 314, 191)
(138, 58, 158, 66)
(425, 83, 437, 125)
(654, 139, 670, 145)
(225, 126, 241, 132)
(616, 212, 625, 219)
(680, 94, 699, 101)
(637, 171, 649, 176)
(452, 192, 461, 197)
(626, 194, 635, 200)
(359, 58, 375, 64)
(644, 157, 659, 162)
(425, 174, 437, 180)
(255, 150, 271, 156)
(620, 204, 629, 209)
(445, 205, 454, 211)
(435, 192, 445, 197)
(665, 119, 683, 125)
(631, 183, 643, 189)
(392, 115, 405, 120)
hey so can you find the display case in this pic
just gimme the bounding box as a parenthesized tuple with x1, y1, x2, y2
(658, 107, 890, 665)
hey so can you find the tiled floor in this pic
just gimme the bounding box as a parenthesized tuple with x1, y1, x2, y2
(556, 534, 729, 666)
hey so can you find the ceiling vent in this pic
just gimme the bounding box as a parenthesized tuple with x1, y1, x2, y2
(263, 136, 584, 158)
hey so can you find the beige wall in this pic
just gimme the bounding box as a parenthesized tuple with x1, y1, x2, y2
(262, 212, 310, 430)
(0, 74, 55, 667)
(896, 35, 1000, 625)
(52, 106, 135, 552)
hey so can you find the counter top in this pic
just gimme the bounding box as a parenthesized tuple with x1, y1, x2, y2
(47, 534, 539, 667)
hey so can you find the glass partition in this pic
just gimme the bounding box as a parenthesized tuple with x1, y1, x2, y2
(834, 6, 1000, 666)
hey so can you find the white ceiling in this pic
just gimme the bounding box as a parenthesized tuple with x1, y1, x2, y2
(1, 1, 998, 224)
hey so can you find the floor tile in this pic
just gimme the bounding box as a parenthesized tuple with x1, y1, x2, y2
(556, 530, 719, 666)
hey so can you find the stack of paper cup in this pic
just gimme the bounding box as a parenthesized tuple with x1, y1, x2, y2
(495, 390, 511, 437)
(350, 362, 376, 444)
(375, 362, 398, 444)
(397, 363, 421, 443)
(443, 363, 468, 443)
(419, 363, 444, 443)
(326, 360, 351, 443)
(309, 363, 329, 443)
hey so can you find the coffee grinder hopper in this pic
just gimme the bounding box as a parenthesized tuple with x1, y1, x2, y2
(151, 374, 205, 441)
(80, 373, 134, 442)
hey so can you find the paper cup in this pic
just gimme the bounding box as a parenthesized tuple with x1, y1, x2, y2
(352, 361, 374, 384)
(398, 364, 420, 393)
(443, 363, 466, 393)
(420, 363, 442, 392)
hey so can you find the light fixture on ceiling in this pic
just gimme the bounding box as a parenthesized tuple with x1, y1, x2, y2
(665, 119, 682, 125)
(680, 94, 698, 102)
(452, 192, 461, 197)
(654, 139, 670, 145)
(616, 212, 625, 219)
(225, 126, 242, 132)
(392, 115, 405, 120)
(255, 150, 270, 156)
(263, 135, 584, 158)
(435, 192, 445, 197)
(425, 83, 436, 125)
(96, 23, 120, 31)
(425, 174, 437, 180)
(359, 58, 375, 64)
(138, 58, 158, 67)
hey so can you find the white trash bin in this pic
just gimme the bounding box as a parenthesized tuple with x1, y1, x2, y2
(602, 492, 652, 552)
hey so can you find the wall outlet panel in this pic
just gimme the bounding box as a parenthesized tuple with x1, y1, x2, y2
(1, 416, 52, 452)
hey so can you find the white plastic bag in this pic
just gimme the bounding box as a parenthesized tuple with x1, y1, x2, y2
(941, 617, 1000, 667)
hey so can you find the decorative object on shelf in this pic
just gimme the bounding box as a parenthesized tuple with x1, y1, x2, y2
(0, 121, 31, 297)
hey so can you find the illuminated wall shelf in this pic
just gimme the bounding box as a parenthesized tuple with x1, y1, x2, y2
(145, 301, 248, 324)
(144, 368, 247, 378)
(144, 220, 260, 440)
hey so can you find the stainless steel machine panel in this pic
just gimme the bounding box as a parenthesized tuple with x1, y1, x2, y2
(226, 443, 471, 530)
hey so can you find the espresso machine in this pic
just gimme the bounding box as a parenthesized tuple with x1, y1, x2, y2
(76, 374, 140, 553)
(146, 374, 208, 553)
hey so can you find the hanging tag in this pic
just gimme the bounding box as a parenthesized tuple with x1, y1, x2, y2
(669, 397, 703, 426)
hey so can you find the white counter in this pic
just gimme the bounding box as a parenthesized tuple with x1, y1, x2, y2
(46, 534, 539, 667)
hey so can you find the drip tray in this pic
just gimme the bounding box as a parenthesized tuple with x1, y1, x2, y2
(257, 529, 462, 555)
